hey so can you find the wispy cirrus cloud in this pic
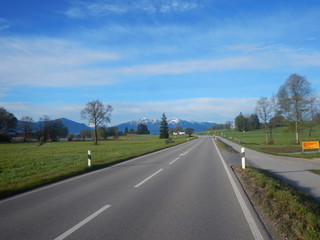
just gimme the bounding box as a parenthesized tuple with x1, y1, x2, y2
(0, 101, 85, 121)
(0, 18, 10, 31)
(0, 37, 119, 87)
(116, 45, 320, 76)
(224, 44, 320, 67)
(63, 0, 200, 18)
(2, 35, 320, 88)
(119, 56, 265, 76)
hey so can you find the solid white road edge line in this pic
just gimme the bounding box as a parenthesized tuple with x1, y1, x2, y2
(54, 204, 111, 240)
(134, 169, 163, 188)
(169, 157, 180, 165)
(212, 138, 265, 240)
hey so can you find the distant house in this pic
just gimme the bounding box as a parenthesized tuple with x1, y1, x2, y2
(173, 131, 185, 136)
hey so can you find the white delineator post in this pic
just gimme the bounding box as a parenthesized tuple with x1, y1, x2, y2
(88, 150, 92, 167)
(241, 147, 246, 169)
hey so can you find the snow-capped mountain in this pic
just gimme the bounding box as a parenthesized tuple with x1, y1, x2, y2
(168, 117, 181, 124)
(116, 118, 216, 134)
(21, 117, 216, 135)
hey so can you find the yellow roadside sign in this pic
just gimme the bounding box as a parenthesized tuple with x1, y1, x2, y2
(302, 141, 319, 150)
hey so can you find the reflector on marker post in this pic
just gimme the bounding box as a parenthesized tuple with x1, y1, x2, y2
(88, 150, 91, 167)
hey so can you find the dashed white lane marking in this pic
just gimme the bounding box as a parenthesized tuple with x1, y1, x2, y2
(54, 204, 111, 240)
(169, 157, 180, 165)
(179, 151, 188, 156)
(134, 169, 163, 188)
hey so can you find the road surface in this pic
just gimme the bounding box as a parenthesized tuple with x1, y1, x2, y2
(0, 137, 269, 239)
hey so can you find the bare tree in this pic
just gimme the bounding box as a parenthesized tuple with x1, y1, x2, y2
(225, 121, 233, 130)
(81, 100, 113, 145)
(255, 97, 273, 145)
(306, 96, 319, 138)
(19, 116, 34, 142)
(80, 129, 92, 140)
(277, 74, 313, 144)
(39, 115, 51, 142)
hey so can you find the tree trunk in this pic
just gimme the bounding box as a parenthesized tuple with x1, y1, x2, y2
(295, 121, 299, 144)
(94, 124, 98, 145)
(264, 123, 268, 145)
(23, 126, 27, 142)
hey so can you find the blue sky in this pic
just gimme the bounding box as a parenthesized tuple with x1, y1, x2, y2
(1, 0, 319, 125)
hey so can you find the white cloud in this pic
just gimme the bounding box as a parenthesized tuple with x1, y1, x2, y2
(159, 1, 198, 13)
(290, 52, 320, 67)
(226, 43, 320, 67)
(0, 88, 9, 98)
(63, 0, 199, 18)
(1, 102, 84, 122)
(87, 2, 130, 16)
(119, 56, 265, 76)
(117, 46, 320, 76)
(0, 18, 10, 31)
(0, 37, 119, 87)
(2, 35, 320, 88)
(64, 7, 85, 19)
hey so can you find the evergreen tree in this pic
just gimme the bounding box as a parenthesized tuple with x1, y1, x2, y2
(159, 113, 169, 139)
(248, 114, 260, 130)
(235, 112, 245, 132)
(137, 123, 150, 134)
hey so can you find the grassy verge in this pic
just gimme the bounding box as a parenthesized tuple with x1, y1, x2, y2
(235, 166, 320, 240)
(309, 170, 320, 175)
(215, 137, 238, 153)
(0, 135, 194, 199)
(199, 126, 320, 158)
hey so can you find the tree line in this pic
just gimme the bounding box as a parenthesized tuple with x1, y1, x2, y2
(1, 100, 191, 144)
(0, 100, 163, 144)
(235, 74, 320, 145)
(0, 108, 151, 144)
(0, 109, 69, 143)
(81, 104, 191, 144)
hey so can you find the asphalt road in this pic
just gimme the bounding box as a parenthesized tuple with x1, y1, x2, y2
(0, 137, 269, 240)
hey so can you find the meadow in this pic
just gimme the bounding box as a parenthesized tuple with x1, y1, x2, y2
(203, 125, 320, 158)
(0, 135, 193, 198)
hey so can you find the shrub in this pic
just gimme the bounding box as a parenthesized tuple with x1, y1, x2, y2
(68, 134, 74, 142)
(0, 132, 11, 142)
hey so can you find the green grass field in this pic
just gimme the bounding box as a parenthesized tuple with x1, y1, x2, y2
(0, 135, 193, 198)
(201, 125, 320, 158)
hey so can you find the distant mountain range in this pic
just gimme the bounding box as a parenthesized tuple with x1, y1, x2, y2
(116, 118, 217, 134)
(60, 118, 92, 135)
(26, 118, 216, 135)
